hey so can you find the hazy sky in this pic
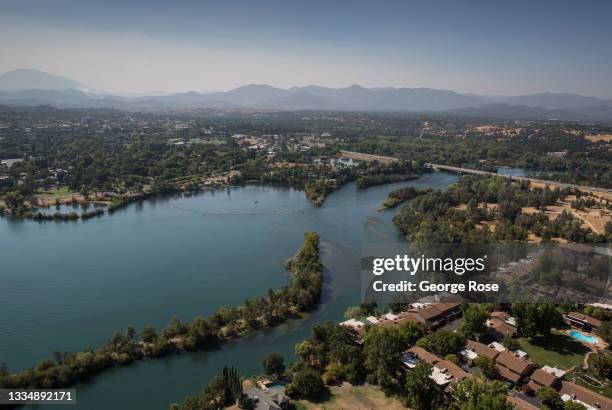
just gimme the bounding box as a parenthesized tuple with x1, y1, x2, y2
(1, 0, 611, 97)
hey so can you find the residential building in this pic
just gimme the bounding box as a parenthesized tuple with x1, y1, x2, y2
(487, 311, 518, 340)
(559, 381, 612, 410)
(494, 351, 534, 384)
(507, 393, 541, 410)
(406, 346, 440, 365)
(339, 318, 365, 330)
(339, 318, 366, 345)
(400, 350, 422, 369)
(395, 303, 462, 329)
(588, 303, 612, 312)
(526, 368, 561, 393)
(491, 311, 517, 326)
(365, 315, 379, 324)
(242, 386, 290, 410)
(460, 340, 500, 364)
(403, 347, 468, 388)
(564, 312, 602, 330)
(489, 342, 507, 352)
(430, 360, 469, 388)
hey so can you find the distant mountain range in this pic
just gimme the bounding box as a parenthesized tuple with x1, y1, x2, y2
(0, 69, 89, 92)
(1, 68, 611, 121)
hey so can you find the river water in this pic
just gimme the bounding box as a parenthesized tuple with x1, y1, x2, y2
(0, 172, 457, 409)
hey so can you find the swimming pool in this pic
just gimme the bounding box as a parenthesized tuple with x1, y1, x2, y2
(570, 330, 598, 345)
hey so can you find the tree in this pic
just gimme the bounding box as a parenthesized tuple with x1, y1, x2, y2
(466, 197, 480, 222)
(596, 321, 612, 344)
(583, 306, 606, 320)
(359, 302, 377, 316)
(461, 304, 489, 340)
(363, 325, 407, 387)
(200, 366, 243, 409)
(289, 368, 324, 398)
(538, 386, 564, 410)
(262, 353, 285, 376)
(591, 350, 612, 379)
(498, 200, 522, 222)
(448, 376, 512, 410)
(126, 325, 137, 342)
(404, 362, 444, 410)
(605, 221, 612, 242)
(344, 306, 362, 320)
(417, 330, 466, 357)
(176, 395, 205, 410)
(563, 401, 587, 410)
(444, 354, 460, 365)
(474, 356, 496, 378)
(4, 191, 24, 212)
(502, 336, 520, 352)
(141, 325, 158, 343)
(294, 340, 314, 363)
(513, 303, 562, 338)
(398, 321, 427, 345)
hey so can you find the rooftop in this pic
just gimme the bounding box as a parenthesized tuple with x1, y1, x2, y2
(407, 346, 441, 365)
(465, 340, 500, 360)
(560, 381, 612, 410)
(495, 350, 533, 379)
(565, 312, 603, 328)
(529, 368, 560, 387)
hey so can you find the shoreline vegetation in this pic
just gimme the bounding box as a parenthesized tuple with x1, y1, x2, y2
(268, 160, 422, 208)
(0, 232, 323, 393)
(356, 173, 420, 190)
(379, 187, 433, 211)
(1, 163, 424, 219)
(0, 180, 235, 222)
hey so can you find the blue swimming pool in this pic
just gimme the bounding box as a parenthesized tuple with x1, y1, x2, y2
(570, 330, 598, 345)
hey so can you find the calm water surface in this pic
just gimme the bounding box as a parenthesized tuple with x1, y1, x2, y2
(0, 172, 457, 409)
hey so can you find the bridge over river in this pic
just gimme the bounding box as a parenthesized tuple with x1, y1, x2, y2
(338, 151, 611, 194)
(425, 163, 612, 195)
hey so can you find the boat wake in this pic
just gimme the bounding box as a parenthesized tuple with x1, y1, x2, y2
(171, 204, 300, 216)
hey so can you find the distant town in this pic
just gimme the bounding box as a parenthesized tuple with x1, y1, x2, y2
(1, 103, 611, 410)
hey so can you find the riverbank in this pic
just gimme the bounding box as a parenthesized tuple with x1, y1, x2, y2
(378, 186, 432, 211)
(0, 173, 460, 409)
(0, 181, 237, 221)
(0, 233, 322, 392)
(356, 173, 420, 189)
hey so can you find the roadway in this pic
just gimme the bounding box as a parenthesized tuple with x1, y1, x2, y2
(337, 150, 611, 194)
(424, 163, 612, 194)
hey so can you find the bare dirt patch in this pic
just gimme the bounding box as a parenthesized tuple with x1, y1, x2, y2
(522, 195, 610, 235)
(586, 134, 612, 143)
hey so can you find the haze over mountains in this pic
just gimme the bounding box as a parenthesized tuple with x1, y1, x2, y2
(1, 69, 611, 121)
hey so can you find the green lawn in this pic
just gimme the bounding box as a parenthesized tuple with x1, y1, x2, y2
(574, 374, 612, 397)
(518, 331, 590, 370)
(37, 187, 73, 197)
(571, 352, 612, 398)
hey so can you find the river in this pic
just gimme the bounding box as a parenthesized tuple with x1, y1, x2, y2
(0, 172, 458, 409)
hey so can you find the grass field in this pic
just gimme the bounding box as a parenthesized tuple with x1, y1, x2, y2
(518, 331, 590, 370)
(37, 187, 73, 197)
(294, 383, 405, 410)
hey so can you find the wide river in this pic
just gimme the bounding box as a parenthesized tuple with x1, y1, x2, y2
(0, 172, 457, 409)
